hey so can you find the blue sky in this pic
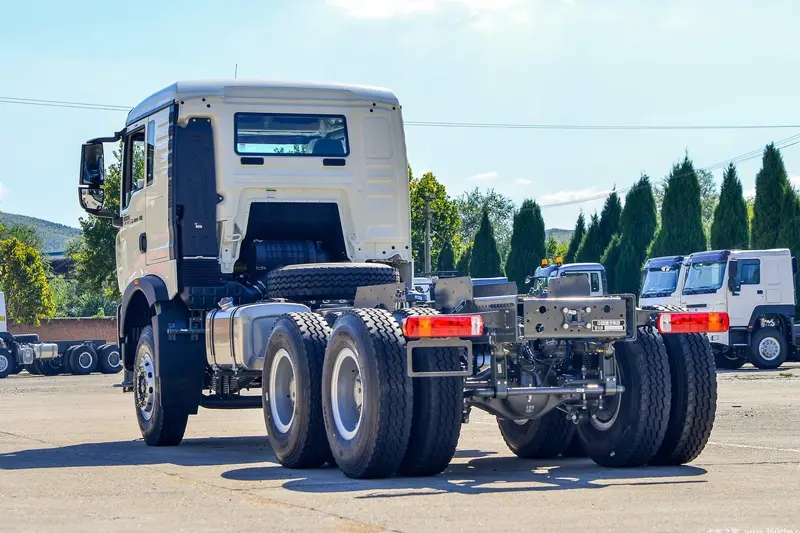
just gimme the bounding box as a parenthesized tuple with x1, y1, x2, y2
(1, 0, 798, 230)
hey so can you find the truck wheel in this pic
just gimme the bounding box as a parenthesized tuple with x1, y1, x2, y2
(577, 327, 671, 468)
(322, 308, 412, 479)
(650, 333, 717, 465)
(561, 432, 586, 457)
(748, 327, 788, 369)
(97, 344, 123, 374)
(498, 411, 573, 459)
(34, 358, 63, 376)
(393, 307, 463, 477)
(263, 312, 332, 469)
(266, 263, 400, 301)
(134, 326, 189, 446)
(713, 346, 746, 370)
(0, 348, 15, 378)
(69, 345, 98, 375)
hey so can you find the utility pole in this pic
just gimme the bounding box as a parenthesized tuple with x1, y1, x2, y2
(424, 194, 435, 275)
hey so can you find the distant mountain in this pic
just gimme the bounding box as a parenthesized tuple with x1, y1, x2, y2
(0, 213, 80, 253)
(546, 228, 574, 243)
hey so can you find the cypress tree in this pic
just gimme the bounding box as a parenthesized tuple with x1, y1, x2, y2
(597, 191, 622, 254)
(436, 242, 456, 272)
(601, 235, 622, 293)
(469, 209, 503, 278)
(710, 163, 749, 250)
(777, 189, 800, 314)
(456, 244, 472, 276)
(649, 154, 706, 256)
(575, 213, 602, 263)
(615, 175, 658, 295)
(752, 143, 792, 249)
(564, 211, 586, 263)
(505, 199, 546, 291)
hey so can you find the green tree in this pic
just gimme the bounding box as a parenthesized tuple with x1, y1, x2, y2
(50, 275, 118, 318)
(505, 200, 545, 291)
(601, 235, 622, 293)
(436, 242, 456, 272)
(0, 238, 55, 326)
(409, 170, 462, 274)
(0, 223, 43, 251)
(777, 188, 800, 313)
(469, 209, 503, 278)
(575, 213, 602, 263)
(456, 243, 472, 276)
(563, 211, 586, 263)
(597, 191, 622, 254)
(70, 143, 123, 299)
(752, 143, 792, 249)
(546, 236, 568, 261)
(649, 154, 706, 256)
(455, 188, 515, 263)
(710, 163, 749, 250)
(615, 176, 658, 295)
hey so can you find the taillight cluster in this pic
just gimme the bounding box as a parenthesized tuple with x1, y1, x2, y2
(402, 315, 485, 338)
(656, 312, 730, 334)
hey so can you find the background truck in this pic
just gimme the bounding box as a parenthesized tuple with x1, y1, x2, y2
(0, 292, 122, 377)
(639, 255, 686, 308)
(680, 248, 800, 370)
(528, 258, 608, 296)
(76, 79, 723, 480)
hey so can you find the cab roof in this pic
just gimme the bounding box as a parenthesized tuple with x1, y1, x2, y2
(535, 262, 605, 277)
(127, 79, 400, 126)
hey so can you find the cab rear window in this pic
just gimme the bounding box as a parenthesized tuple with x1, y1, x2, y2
(234, 113, 349, 157)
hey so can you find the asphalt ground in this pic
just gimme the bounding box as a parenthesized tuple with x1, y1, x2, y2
(1, 364, 799, 533)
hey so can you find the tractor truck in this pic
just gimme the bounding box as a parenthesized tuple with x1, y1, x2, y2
(76, 79, 723, 479)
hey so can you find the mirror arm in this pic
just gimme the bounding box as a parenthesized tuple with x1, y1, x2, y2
(86, 130, 124, 144)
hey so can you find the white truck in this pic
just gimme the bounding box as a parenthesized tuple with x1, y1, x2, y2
(76, 79, 724, 479)
(680, 248, 800, 370)
(639, 255, 687, 308)
(528, 259, 608, 297)
(0, 292, 122, 377)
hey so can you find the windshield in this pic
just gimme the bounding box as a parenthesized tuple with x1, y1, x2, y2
(235, 113, 349, 156)
(641, 267, 679, 298)
(530, 276, 550, 295)
(683, 260, 727, 295)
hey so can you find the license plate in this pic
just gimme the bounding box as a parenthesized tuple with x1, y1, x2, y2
(592, 319, 625, 332)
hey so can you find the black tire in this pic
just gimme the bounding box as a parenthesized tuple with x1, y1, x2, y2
(324, 311, 342, 328)
(63, 346, 78, 374)
(393, 307, 463, 477)
(263, 312, 332, 469)
(13, 334, 40, 344)
(134, 326, 190, 446)
(97, 344, 123, 374)
(26, 363, 40, 375)
(69, 345, 98, 375)
(577, 327, 672, 467)
(322, 308, 413, 479)
(748, 327, 788, 369)
(498, 410, 574, 459)
(34, 357, 63, 376)
(713, 345, 746, 370)
(650, 333, 717, 465)
(0, 348, 15, 378)
(561, 432, 586, 457)
(266, 263, 400, 301)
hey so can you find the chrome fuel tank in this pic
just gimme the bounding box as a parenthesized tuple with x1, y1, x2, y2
(205, 301, 311, 371)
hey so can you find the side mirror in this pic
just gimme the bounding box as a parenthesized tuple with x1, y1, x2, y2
(78, 186, 119, 222)
(79, 143, 105, 186)
(728, 259, 740, 294)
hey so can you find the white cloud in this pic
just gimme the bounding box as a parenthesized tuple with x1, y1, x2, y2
(328, 0, 531, 20)
(538, 187, 613, 206)
(466, 171, 499, 182)
(515, 178, 532, 185)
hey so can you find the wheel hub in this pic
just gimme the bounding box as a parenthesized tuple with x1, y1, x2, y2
(77, 351, 93, 369)
(758, 337, 780, 361)
(269, 349, 297, 434)
(107, 350, 121, 368)
(0, 354, 8, 373)
(331, 347, 363, 441)
(134, 351, 156, 421)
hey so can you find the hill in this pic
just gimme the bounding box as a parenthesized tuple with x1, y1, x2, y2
(0, 213, 80, 253)
(545, 228, 573, 243)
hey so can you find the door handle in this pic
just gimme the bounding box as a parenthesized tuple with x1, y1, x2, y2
(139, 233, 147, 253)
(757, 290, 763, 294)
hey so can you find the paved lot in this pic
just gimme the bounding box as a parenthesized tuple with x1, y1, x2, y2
(1, 364, 799, 533)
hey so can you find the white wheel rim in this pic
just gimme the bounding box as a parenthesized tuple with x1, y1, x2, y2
(331, 347, 363, 441)
(77, 350, 93, 369)
(590, 358, 622, 431)
(135, 350, 156, 421)
(269, 349, 297, 434)
(107, 350, 121, 368)
(0, 354, 8, 373)
(758, 337, 781, 361)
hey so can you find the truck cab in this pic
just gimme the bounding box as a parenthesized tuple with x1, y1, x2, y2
(639, 255, 686, 308)
(681, 248, 798, 369)
(529, 260, 607, 297)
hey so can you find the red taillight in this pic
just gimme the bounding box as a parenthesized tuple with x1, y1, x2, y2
(402, 314, 484, 338)
(657, 312, 729, 334)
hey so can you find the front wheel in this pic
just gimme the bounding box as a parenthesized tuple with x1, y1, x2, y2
(0, 349, 15, 378)
(749, 328, 788, 369)
(576, 328, 672, 468)
(134, 326, 189, 446)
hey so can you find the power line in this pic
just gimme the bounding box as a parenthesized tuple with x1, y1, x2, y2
(1, 95, 800, 131)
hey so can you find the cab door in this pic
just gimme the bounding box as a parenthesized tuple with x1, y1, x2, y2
(728, 258, 765, 327)
(116, 127, 147, 290)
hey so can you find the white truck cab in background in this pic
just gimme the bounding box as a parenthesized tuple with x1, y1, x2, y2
(529, 259, 608, 297)
(680, 248, 799, 369)
(639, 255, 686, 308)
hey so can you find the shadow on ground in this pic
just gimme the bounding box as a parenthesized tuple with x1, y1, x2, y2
(222, 455, 708, 497)
(0, 436, 271, 470)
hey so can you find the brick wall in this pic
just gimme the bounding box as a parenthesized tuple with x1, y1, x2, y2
(11, 318, 118, 343)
